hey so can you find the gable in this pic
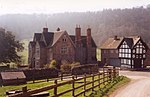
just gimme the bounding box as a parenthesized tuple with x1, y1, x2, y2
(133, 39, 148, 50)
(119, 41, 130, 49)
(52, 31, 75, 48)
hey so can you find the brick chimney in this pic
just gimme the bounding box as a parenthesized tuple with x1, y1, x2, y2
(87, 28, 91, 45)
(75, 25, 81, 44)
(43, 28, 48, 33)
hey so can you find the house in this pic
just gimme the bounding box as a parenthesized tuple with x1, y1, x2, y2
(100, 36, 148, 68)
(28, 26, 97, 68)
(0, 72, 26, 86)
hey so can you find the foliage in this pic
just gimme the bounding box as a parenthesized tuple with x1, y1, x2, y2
(60, 62, 80, 73)
(60, 64, 71, 73)
(0, 29, 24, 64)
(70, 62, 80, 69)
(44, 60, 57, 69)
(50, 60, 57, 68)
(2, 7, 150, 46)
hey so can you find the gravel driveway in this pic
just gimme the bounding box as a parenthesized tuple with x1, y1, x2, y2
(110, 70, 150, 97)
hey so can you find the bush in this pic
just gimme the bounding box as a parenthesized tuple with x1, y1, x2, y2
(60, 62, 80, 73)
(71, 62, 80, 69)
(60, 64, 71, 73)
(44, 60, 57, 69)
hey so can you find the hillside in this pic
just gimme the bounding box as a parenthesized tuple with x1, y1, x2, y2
(0, 6, 150, 46)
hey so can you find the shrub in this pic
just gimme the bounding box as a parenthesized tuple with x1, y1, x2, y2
(60, 62, 80, 73)
(71, 62, 80, 69)
(44, 60, 57, 69)
(60, 64, 71, 73)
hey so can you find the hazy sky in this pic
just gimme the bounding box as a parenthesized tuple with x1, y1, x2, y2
(0, 0, 149, 15)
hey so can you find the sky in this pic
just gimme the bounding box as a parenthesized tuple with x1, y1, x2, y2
(0, 0, 149, 15)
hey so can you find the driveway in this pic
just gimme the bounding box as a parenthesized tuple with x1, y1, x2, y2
(110, 70, 150, 97)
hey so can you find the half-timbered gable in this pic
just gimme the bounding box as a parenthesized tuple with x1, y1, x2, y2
(100, 36, 148, 68)
(119, 40, 132, 68)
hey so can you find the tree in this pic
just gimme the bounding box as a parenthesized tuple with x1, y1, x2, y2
(0, 29, 24, 64)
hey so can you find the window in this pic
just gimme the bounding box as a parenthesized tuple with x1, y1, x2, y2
(61, 47, 68, 54)
(133, 54, 135, 58)
(143, 49, 146, 53)
(63, 35, 67, 42)
(143, 55, 145, 58)
(62, 38, 66, 42)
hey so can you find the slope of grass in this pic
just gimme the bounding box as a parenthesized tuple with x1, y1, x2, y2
(88, 76, 130, 97)
(18, 39, 29, 64)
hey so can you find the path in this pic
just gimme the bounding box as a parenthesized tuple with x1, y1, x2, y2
(110, 70, 150, 97)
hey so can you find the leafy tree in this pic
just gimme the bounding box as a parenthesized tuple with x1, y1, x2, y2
(0, 29, 24, 64)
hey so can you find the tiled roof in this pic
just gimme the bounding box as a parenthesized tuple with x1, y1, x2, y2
(127, 36, 140, 46)
(100, 36, 144, 49)
(1, 72, 26, 80)
(42, 32, 54, 46)
(100, 37, 124, 49)
(33, 33, 42, 41)
(38, 41, 46, 47)
(33, 30, 96, 48)
(51, 31, 65, 46)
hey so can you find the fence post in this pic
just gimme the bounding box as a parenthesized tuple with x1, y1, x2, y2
(108, 69, 112, 81)
(84, 74, 86, 96)
(92, 74, 94, 91)
(61, 73, 63, 81)
(22, 86, 28, 96)
(113, 67, 116, 79)
(98, 72, 100, 88)
(103, 68, 105, 85)
(22, 86, 27, 93)
(72, 76, 75, 97)
(54, 80, 58, 97)
(75, 74, 77, 79)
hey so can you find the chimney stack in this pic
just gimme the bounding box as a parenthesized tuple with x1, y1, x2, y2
(87, 28, 91, 45)
(43, 28, 48, 33)
(114, 35, 118, 40)
(75, 25, 81, 44)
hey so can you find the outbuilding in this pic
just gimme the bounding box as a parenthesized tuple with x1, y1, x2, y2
(0, 71, 26, 86)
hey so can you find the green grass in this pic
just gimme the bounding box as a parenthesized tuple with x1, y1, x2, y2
(88, 76, 131, 97)
(0, 75, 129, 97)
(18, 39, 29, 64)
(0, 75, 102, 97)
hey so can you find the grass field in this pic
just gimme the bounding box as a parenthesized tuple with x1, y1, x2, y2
(0, 76, 129, 97)
(18, 39, 29, 64)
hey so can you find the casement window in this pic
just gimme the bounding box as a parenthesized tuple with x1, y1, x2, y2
(61, 47, 68, 54)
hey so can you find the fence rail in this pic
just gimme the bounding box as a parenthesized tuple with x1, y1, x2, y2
(8, 68, 119, 97)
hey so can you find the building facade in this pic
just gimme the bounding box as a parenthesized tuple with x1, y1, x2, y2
(28, 27, 97, 68)
(100, 36, 148, 68)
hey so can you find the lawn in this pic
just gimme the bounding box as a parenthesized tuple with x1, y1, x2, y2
(0, 75, 129, 97)
(0, 75, 105, 97)
(88, 76, 130, 97)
